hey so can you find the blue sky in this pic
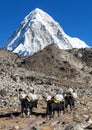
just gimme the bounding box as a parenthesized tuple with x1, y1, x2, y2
(0, 0, 92, 47)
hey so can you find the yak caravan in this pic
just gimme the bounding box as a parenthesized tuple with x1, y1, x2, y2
(18, 87, 78, 118)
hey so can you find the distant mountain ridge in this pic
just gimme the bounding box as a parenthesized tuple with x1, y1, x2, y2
(5, 8, 89, 56)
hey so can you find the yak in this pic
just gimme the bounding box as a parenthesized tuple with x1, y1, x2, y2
(46, 98, 65, 118)
(20, 96, 38, 117)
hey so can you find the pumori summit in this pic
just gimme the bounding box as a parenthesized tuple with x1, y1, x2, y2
(5, 8, 88, 56)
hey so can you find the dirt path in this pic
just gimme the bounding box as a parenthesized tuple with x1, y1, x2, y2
(0, 101, 92, 130)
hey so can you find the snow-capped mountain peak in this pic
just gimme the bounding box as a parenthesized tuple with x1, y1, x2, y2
(5, 8, 89, 56)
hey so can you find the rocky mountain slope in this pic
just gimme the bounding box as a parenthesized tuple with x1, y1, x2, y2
(0, 46, 92, 129)
(10, 44, 92, 89)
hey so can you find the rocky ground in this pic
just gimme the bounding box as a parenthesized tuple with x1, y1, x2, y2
(0, 98, 92, 130)
(0, 45, 92, 130)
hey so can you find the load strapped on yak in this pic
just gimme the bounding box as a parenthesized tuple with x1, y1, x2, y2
(51, 94, 64, 104)
(19, 93, 27, 100)
(19, 90, 39, 102)
(65, 88, 78, 99)
(26, 93, 38, 102)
